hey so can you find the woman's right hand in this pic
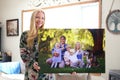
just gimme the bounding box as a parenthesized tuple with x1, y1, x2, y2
(33, 62, 40, 72)
(71, 72, 77, 75)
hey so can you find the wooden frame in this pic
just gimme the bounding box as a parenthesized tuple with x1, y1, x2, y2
(22, 0, 102, 32)
(6, 19, 19, 36)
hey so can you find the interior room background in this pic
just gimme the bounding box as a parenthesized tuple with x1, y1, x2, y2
(0, 0, 120, 80)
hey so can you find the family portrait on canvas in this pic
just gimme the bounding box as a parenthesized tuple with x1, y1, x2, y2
(38, 29, 105, 73)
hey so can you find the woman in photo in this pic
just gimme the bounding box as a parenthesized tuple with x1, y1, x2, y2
(74, 42, 90, 68)
(46, 35, 67, 68)
(74, 42, 84, 68)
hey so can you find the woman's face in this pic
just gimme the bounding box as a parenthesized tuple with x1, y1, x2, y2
(76, 43, 80, 49)
(60, 37, 66, 44)
(35, 11, 45, 29)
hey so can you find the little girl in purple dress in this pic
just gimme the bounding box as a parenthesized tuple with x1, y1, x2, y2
(51, 42, 62, 68)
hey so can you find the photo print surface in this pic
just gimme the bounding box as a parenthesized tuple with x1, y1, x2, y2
(38, 29, 105, 73)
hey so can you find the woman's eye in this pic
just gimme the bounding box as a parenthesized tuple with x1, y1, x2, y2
(36, 16, 39, 19)
(36, 16, 45, 20)
(42, 17, 45, 20)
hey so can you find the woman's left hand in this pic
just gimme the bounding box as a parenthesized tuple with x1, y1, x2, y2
(33, 62, 40, 72)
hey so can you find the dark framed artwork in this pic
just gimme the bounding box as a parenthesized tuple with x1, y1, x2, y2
(38, 29, 105, 73)
(6, 19, 19, 36)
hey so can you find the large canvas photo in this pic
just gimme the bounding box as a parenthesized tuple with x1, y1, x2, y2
(38, 29, 105, 73)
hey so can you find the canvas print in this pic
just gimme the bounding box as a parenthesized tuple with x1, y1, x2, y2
(38, 29, 105, 73)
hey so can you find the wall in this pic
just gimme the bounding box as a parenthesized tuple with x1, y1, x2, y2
(0, 0, 30, 73)
(0, 0, 120, 80)
(102, 0, 120, 79)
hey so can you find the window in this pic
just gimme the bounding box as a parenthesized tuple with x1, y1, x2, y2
(22, 0, 101, 31)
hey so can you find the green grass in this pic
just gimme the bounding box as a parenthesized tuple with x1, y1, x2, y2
(38, 53, 105, 74)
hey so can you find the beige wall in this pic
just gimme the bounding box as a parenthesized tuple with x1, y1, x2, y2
(0, 0, 30, 73)
(0, 0, 120, 80)
(102, 0, 120, 79)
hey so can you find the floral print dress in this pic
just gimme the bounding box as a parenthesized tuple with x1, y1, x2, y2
(20, 31, 48, 80)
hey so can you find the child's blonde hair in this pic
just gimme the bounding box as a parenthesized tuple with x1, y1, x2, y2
(55, 42, 60, 48)
(74, 42, 81, 52)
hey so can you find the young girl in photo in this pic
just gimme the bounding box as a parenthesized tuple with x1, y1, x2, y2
(75, 42, 90, 68)
(51, 42, 62, 68)
(74, 42, 84, 68)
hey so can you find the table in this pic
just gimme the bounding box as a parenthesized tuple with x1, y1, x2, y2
(109, 70, 120, 80)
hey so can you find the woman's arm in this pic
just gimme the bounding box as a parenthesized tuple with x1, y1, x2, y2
(19, 32, 36, 69)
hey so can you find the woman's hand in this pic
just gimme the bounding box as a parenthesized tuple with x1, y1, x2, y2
(33, 62, 40, 72)
(71, 72, 77, 75)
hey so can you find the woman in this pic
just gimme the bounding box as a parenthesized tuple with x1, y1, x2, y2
(20, 9, 45, 80)
(74, 42, 84, 68)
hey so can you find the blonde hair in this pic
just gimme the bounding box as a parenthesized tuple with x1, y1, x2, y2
(66, 44, 71, 49)
(66, 45, 74, 55)
(55, 42, 60, 48)
(75, 42, 81, 52)
(27, 9, 45, 48)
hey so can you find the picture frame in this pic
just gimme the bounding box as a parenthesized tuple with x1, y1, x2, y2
(6, 19, 19, 36)
(38, 29, 105, 73)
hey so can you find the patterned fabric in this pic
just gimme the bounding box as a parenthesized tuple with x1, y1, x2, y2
(20, 31, 48, 80)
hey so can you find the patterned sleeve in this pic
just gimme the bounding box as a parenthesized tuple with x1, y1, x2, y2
(19, 31, 35, 67)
